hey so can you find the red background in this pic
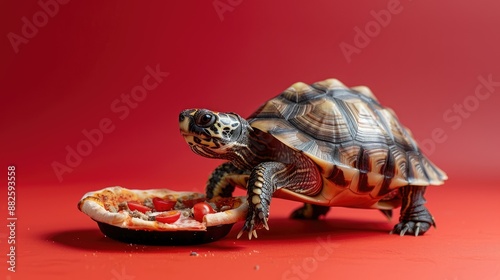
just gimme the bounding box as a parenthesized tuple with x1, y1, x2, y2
(1, 0, 500, 279)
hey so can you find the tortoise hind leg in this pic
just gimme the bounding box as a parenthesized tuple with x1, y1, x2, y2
(290, 203, 330, 219)
(391, 185, 435, 236)
(379, 209, 393, 220)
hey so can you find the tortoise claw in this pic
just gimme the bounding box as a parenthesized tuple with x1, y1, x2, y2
(236, 225, 258, 240)
(262, 217, 270, 231)
(400, 224, 410, 236)
(391, 220, 432, 236)
(236, 223, 258, 240)
(237, 203, 269, 239)
(236, 229, 244, 239)
(414, 222, 421, 236)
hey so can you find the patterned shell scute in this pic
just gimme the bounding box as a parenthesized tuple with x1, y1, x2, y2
(248, 79, 447, 188)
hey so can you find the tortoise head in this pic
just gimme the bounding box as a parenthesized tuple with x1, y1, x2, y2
(179, 109, 249, 159)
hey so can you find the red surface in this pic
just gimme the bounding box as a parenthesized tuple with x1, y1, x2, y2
(1, 0, 500, 279)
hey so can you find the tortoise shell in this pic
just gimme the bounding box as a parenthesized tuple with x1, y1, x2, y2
(248, 79, 447, 209)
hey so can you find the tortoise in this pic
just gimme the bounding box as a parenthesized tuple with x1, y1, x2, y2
(178, 78, 447, 239)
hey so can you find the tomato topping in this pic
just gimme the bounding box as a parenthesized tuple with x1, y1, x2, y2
(156, 211, 181, 224)
(192, 202, 216, 222)
(152, 197, 177, 211)
(127, 201, 151, 213)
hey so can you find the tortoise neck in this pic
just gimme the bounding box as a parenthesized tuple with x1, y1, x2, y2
(230, 127, 296, 170)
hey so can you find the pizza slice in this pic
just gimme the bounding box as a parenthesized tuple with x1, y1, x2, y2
(78, 186, 248, 244)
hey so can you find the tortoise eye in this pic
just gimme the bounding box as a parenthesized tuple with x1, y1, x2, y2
(196, 113, 215, 127)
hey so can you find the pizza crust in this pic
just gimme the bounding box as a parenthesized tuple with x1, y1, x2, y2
(78, 186, 248, 231)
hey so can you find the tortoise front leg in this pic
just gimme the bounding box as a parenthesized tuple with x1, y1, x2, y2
(237, 162, 285, 239)
(238, 160, 322, 239)
(206, 162, 250, 199)
(391, 185, 435, 236)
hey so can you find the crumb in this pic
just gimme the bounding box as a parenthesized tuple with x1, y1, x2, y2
(254, 265, 260, 271)
(190, 251, 199, 257)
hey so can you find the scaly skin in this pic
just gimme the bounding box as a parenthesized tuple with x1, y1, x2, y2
(391, 185, 435, 236)
(206, 162, 250, 199)
(237, 162, 283, 239)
